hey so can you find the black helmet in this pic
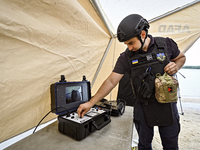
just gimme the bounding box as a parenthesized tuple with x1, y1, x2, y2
(117, 14, 150, 42)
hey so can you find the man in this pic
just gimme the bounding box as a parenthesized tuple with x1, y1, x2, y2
(77, 14, 185, 150)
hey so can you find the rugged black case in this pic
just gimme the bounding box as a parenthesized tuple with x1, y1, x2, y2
(58, 111, 110, 141)
(50, 76, 111, 141)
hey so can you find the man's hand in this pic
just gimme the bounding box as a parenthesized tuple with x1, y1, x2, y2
(77, 72, 124, 118)
(164, 52, 186, 75)
(164, 62, 178, 75)
(77, 101, 93, 118)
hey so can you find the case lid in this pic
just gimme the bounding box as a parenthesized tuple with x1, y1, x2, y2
(51, 80, 91, 115)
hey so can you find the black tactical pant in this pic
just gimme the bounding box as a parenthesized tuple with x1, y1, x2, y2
(134, 101, 180, 150)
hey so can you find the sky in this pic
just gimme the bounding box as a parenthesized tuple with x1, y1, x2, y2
(183, 39, 200, 66)
(99, 0, 200, 66)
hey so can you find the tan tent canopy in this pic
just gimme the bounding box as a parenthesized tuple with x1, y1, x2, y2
(0, 0, 112, 142)
(149, 1, 200, 53)
(0, 0, 199, 143)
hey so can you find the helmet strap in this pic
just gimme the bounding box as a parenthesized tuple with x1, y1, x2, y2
(136, 31, 148, 53)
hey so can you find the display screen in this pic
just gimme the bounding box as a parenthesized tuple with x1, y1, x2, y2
(52, 81, 91, 115)
(65, 85, 83, 104)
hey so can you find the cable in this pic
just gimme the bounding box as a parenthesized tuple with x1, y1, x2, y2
(32, 107, 69, 134)
(178, 71, 186, 79)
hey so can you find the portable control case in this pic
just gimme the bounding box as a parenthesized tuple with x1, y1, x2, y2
(51, 75, 111, 141)
(95, 99, 126, 116)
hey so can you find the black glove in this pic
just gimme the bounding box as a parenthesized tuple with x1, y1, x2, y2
(140, 82, 151, 98)
(138, 71, 155, 98)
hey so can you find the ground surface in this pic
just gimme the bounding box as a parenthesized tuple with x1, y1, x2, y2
(152, 98, 200, 150)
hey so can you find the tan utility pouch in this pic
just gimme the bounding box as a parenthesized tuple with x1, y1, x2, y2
(155, 72, 179, 103)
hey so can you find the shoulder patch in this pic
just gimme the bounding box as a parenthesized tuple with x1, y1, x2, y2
(157, 53, 166, 61)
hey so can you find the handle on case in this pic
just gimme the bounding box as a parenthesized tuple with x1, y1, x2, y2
(92, 115, 111, 130)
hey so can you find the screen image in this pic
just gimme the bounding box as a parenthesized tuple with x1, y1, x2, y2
(65, 85, 83, 104)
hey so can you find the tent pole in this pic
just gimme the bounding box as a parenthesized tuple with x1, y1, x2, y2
(91, 37, 114, 87)
(90, 0, 116, 87)
(90, 0, 114, 37)
(176, 73, 185, 115)
(149, 0, 200, 23)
